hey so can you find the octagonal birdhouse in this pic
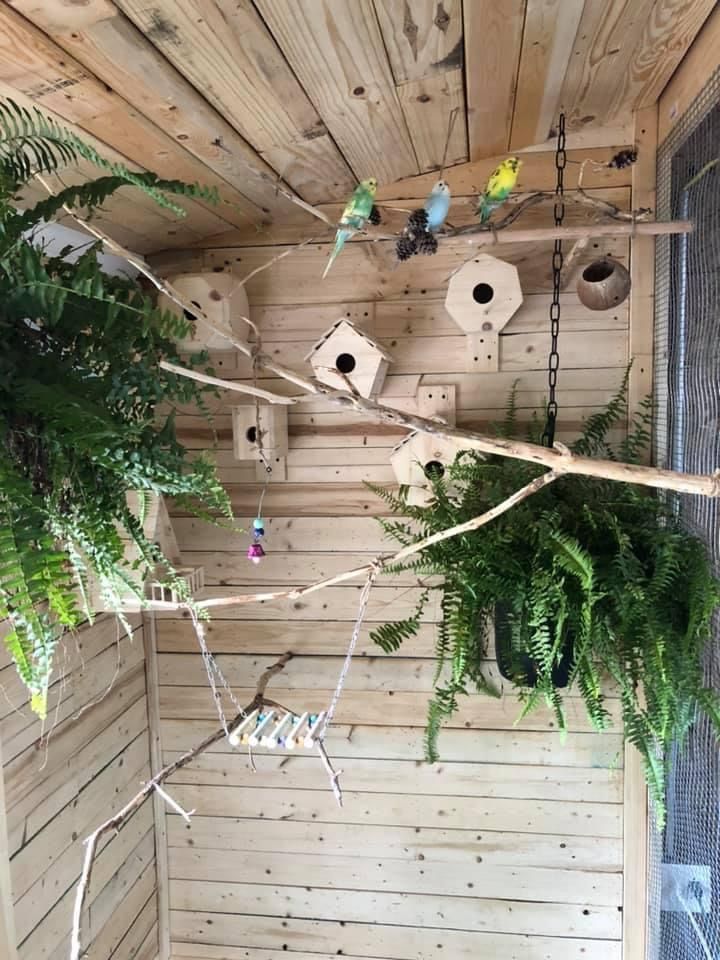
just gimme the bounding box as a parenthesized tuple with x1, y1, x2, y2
(445, 254, 523, 372)
(305, 319, 393, 399)
(158, 271, 249, 352)
(390, 431, 474, 507)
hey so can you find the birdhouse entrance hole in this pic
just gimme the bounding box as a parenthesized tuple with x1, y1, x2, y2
(246, 426, 257, 443)
(336, 353, 356, 374)
(472, 282, 494, 304)
(583, 261, 615, 283)
(424, 460, 445, 479)
(183, 299, 202, 321)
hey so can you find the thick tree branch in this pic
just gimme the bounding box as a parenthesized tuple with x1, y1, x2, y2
(70, 652, 293, 960)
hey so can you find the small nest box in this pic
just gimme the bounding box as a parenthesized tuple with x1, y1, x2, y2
(305, 319, 393, 399)
(83, 495, 202, 612)
(233, 404, 289, 481)
(445, 254, 523, 372)
(157, 271, 249, 352)
(390, 432, 473, 507)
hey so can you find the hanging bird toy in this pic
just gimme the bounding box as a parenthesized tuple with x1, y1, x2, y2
(477, 156, 523, 223)
(322, 177, 378, 278)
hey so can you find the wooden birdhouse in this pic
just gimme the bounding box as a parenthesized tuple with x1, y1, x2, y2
(390, 431, 474, 507)
(157, 271, 250, 352)
(232, 404, 289, 481)
(445, 254, 523, 372)
(305, 319, 393, 398)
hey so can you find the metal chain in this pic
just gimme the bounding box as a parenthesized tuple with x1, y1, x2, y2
(542, 113, 566, 448)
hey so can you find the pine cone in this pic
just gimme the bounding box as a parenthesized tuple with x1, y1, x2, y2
(396, 234, 417, 261)
(407, 208, 428, 231)
(416, 231, 438, 256)
(608, 149, 638, 170)
(368, 205, 382, 226)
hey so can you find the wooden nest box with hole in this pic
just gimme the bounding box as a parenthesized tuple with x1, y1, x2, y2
(305, 319, 393, 398)
(390, 432, 474, 507)
(445, 254, 523, 372)
(390, 384, 473, 506)
(233, 404, 289, 481)
(157, 271, 249, 352)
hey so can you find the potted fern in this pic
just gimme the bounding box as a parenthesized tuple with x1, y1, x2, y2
(370, 379, 720, 821)
(0, 98, 230, 717)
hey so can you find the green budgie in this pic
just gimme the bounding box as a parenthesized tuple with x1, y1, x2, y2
(477, 156, 523, 223)
(322, 178, 378, 279)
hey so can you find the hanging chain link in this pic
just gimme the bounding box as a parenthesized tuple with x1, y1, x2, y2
(542, 113, 566, 448)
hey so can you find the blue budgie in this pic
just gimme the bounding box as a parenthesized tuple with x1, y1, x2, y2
(424, 179, 451, 231)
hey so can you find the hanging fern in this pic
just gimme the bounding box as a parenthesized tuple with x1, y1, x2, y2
(370, 376, 720, 825)
(0, 97, 218, 214)
(0, 96, 230, 717)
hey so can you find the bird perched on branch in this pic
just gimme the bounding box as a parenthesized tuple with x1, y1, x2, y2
(322, 177, 377, 279)
(396, 179, 451, 262)
(424, 178, 451, 232)
(477, 157, 522, 223)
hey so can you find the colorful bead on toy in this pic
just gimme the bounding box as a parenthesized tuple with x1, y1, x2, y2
(247, 542, 265, 564)
(253, 517, 265, 537)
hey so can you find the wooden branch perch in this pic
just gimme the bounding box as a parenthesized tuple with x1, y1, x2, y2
(69, 652, 293, 960)
(43, 185, 718, 501)
(137, 469, 565, 613)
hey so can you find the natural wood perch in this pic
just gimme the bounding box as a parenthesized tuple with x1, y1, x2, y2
(69, 652, 293, 960)
(136, 469, 565, 613)
(44, 188, 718, 500)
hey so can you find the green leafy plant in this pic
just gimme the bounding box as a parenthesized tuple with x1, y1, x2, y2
(370, 378, 720, 823)
(0, 98, 231, 716)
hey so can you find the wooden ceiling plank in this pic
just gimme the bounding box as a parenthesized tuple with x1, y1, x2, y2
(464, 0, 527, 159)
(658, 3, 720, 143)
(0, 75, 236, 252)
(555, 0, 709, 131)
(510, 0, 585, 150)
(254, 0, 419, 184)
(632, 0, 717, 111)
(396, 68, 468, 172)
(114, 0, 356, 204)
(7, 0, 302, 221)
(372, 0, 463, 83)
(0, 4, 253, 238)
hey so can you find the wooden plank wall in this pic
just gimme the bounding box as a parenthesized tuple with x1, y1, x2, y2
(0, 615, 159, 960)
(151, 148, 636, 960)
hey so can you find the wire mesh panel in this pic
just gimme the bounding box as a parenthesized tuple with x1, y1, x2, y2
(650, 67, 720, 960)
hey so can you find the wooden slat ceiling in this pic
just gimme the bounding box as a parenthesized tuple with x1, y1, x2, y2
(1, 0, 714, 250)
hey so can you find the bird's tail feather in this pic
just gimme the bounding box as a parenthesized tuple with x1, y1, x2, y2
(322, 230, 349, 279)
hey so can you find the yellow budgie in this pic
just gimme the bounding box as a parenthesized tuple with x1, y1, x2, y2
(477, 157, 523, 223)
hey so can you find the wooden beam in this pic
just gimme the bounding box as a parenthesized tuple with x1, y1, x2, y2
(658, 2, 720, 143)
(142, 616, 170, 960)
(464, 0, 526, 159)
(628, 106, 657, 448)
(510, 0, 584, 150)
(114, 0, 355, 204)
(0, 2, 261, 233)
(7, 0, 297, 220)
(254, 0, 418, 183)
(0, 737, 19, 960)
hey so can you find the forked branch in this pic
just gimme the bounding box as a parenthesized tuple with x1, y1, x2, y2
(69, 652, 293, 960)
